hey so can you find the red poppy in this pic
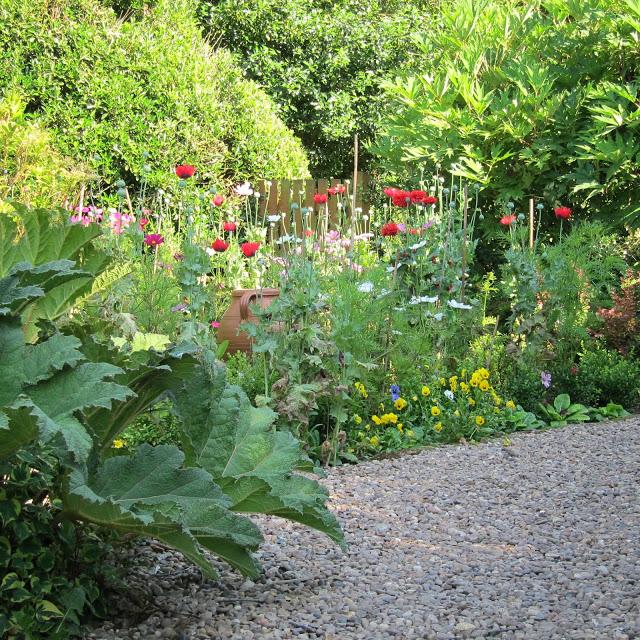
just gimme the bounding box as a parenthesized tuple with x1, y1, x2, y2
(143, 233, 164, 246)
(223, 221, 237, 232)
(335, 184, 346, 194)
(381, 222, 399, 237)
(500, 214, 517, 225)
(327, 186, 339, 196)
(241, 242, 260, 257)
(410, 190, 427, 204)
(422, 195, 438, 206)
(391, 193, 410, 208)
(211, 238, 229, 252)
(383, 187, 400, 198)
(139, 217, 149, 229)
(554, 206, 572, 220)
(212, 195, 225, 206)
(175, 165, 196, 179)
(313, 193, 328, 204)
(305, 229, 314, 237)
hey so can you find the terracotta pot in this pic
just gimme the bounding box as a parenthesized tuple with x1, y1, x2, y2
(218, 288, 280, 355)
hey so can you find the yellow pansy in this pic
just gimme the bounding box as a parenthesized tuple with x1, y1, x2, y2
(468, 397, 476, 406)
(475, 415, 485, 426)
(397, 423, 403, 433)
(421, 386, 431, 397)
(394, 397, 408, 411)
(479, 380, 490, 392)
(434, 422, 443, 432)
(353, 414, 363, 424)
(460, 382, 470, 393)
(112, 439, 126, 449)
(372, 415, 382, 425)
(439, 377, 446, 386)
(449, 376, 458, 391)
(369, 435, 380, 446)
(431, 406, 441, 417)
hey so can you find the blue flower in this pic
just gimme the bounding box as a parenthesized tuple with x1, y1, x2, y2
(390, 385, 401, 401)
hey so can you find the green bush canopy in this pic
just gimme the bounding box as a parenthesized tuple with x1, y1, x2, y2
(0, 0, 309, 189)
(374, 0, 640, 226)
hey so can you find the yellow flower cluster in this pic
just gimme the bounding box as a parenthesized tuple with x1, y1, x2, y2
(112, 439, 126, 449)
(372, 413, 399, 426)
(449, 376, 458, 391)
(506, 400, 516, 410)
(470, 367, 490, 387)
(421, 386, 431, 397)
(354, 382, 368, 398)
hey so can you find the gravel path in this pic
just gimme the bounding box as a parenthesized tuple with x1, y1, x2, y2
(90, 419, 640, 640)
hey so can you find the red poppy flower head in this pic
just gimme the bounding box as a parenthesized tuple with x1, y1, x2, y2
(241, 241, 260, 258)
(381, 222, 399, 237)
(383, 187, 400, 198)
(175, 164, 196, 179)
(211, 238, 229, 253)
(410, 190, 427, 204)
(422, 195, 438, 206)
(143, 233, 164, 247)
(305, 229, 314, 237)
(212, 195, 225, 206)
(327, 187, 338, 196)
(554, 206, 572, 220)
(223, 221, 237, 232)
(139, 217, 149, 229)
(335, 184, 346, 194)
(500, 214, 517, 226)
(391, 193, 410, 208)
(313, 193, 328, 204)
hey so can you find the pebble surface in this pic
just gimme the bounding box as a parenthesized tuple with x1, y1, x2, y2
(89, 418, 640, 640)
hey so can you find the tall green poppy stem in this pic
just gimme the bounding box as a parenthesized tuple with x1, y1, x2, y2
(559, 219, 564, 244)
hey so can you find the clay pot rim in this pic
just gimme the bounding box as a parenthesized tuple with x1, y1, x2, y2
(230, 287, 280, 297)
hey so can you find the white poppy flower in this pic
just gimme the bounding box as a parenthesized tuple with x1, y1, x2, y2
(357, 281, 374, 293)
(447, 300, 473, 310)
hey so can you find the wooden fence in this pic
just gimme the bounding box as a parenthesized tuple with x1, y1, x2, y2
(254, 173, 372, 236)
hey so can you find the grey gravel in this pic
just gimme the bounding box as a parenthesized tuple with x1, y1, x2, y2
(88, 418, 640, 639)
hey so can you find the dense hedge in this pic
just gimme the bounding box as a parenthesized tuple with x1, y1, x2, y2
(0, 0, 309, 189)
(197, 0, 430, 176)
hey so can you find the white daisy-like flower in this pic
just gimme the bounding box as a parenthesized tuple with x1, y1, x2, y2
(357, 281, 374, 293)
(447, 300, 473, 310)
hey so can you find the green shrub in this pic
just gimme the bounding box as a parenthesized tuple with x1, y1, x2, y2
(197, 0, 428, 176)
(0, 0, 309, 189)
(0, 448, 114, 639)
(374, 0, 640, 226)
(0, 93, 85, 211)
(555, 348, 640, 409)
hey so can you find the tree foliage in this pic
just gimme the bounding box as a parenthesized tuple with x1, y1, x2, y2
(197, 0, 429, 176)
(374, 0, 640, 225)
